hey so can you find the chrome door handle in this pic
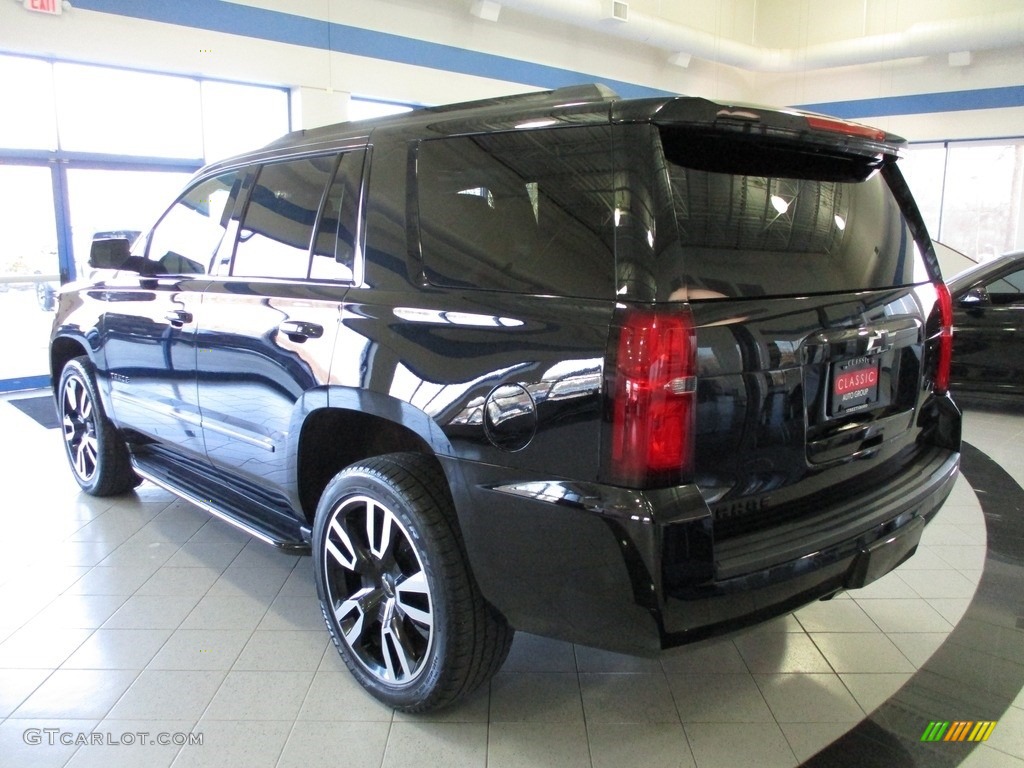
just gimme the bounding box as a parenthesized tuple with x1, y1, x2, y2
(278, 320, 324, 341)
(165, 310, 193, 326)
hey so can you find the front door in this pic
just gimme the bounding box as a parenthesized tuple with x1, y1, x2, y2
(102, 170, 243, 459)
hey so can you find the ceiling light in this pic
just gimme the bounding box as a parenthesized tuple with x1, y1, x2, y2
(770, 195, 789, 215)
(470, 0, 501, 22)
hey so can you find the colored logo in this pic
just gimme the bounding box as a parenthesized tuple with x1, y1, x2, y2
(921, 721, 997, 742)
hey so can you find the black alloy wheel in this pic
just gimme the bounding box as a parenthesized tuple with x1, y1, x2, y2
(313, 452, 513, 712)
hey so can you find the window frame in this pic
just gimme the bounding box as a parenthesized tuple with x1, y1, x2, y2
(221, 145, 369, 284)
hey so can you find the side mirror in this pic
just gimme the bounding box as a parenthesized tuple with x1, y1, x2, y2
(958, 287, 987, 307)
(88, 238, 132, 270)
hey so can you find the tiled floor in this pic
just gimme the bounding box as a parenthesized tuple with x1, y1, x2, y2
(1, 392, 1023, 768)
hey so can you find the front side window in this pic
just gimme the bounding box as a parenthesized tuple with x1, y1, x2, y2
(415, 126, 616, 298)
(231, 155, 339, 280)
(985, 268, 1024, 305)
(146, 171, 241, 275)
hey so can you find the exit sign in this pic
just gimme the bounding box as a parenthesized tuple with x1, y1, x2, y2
(24, 0, 63, 15)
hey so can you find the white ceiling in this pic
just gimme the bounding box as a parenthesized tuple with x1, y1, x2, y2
(470, 0, 1024, 72)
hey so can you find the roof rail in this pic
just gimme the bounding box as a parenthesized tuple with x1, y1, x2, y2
(422, 83, 619, 115)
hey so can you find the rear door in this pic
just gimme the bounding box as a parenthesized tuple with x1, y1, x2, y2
(196, 148, 366, 508)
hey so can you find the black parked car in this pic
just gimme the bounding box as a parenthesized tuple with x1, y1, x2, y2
(50, 84, 961, 711)
(948, 250, 1024, 397)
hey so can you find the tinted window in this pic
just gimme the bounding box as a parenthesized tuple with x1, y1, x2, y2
(146, 171, 241, 275)
(232, 155, 337, 279)
(416, 126, 615, 298)
(310, 149, 365, 282)
(653, 128, 930, 300)
(985, 268, 1024, 305)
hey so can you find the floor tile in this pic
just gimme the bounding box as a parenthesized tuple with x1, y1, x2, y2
(753, 673, 864, 723)
(838, 672, 913, 714)
(502, 633, 577, 673)
(779, 721, 860, 764)
(854, 598, 954, 633)
(171, 720, 291, 768)
(27, 594, 128, 630)
(684, 722, 798, 768)
(106, 669, 226, 720)
(0, 626, 94, 668)
(296, 670, 394, 722)
(488, 672, 584, 723)
(794, 599, 878, 633)
(61, 628, 173, 670)
(733, 631, 833, 674)
(574, 645, 663, 673)
(255, 594, 324, 631)
(13, 668, 139, 719)
(278, 721, 390, 768)
(135, 567, 221, 598)
(202, 669, 313, 720)
(63, 719, 194, 768)
(809, 633, 916, 674)
(101, 595, 199, 630)
(661, 638, 747, 675)
(179, 593, 272, 631)
(588, 722, 695, 768)
(0, 396, 1014, 768)
(0, 718, 102, 768)
(0, 668, 53, 718)
(381, 722, 487, 768)
(667, 673, 774, 723)
(486, 721, 590, 768)
(146, 628, 252, 671)
(579, 672, 679, 724)
(231, 630, 329, 671)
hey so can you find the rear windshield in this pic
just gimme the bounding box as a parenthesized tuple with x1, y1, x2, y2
(654, 127, 930, 301)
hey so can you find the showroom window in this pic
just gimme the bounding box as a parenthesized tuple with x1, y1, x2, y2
(903, 140, 1024, 263)
(0, 52, 290, 391)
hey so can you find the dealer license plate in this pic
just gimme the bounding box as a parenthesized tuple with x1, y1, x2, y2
(830, 357, 880, 416)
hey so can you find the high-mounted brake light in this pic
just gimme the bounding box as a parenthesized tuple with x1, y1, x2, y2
(934, 281, 954, 395)
(606, 307, 696, 488)
(805, 114, 887, 142)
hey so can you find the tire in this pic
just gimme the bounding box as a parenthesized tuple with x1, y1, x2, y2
(57, 356, 141, 496)
(312, 452, 513, 712)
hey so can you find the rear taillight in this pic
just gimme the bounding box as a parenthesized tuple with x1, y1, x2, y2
(605, 307, 696, 488)
(934, 281, 954, 394)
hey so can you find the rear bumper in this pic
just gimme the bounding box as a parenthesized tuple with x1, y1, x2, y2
(446, 444, 960, 654)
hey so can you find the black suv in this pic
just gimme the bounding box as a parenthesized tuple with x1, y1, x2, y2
(50, 84, 961, 711)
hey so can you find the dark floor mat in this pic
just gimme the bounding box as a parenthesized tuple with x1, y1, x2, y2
(10, 395, 60, 429)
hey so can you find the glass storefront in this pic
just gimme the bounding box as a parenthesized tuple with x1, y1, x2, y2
(0, 53, 290, 391)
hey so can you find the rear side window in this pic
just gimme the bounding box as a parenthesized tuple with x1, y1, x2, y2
(415, 125, 615, 298)
(232, 155, 339, 280)
(652, 128, 930, 300)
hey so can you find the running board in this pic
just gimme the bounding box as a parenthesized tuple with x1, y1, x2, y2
(133, 461, 311, 555)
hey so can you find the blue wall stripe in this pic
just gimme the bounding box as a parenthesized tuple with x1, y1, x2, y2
(70, 0, 674, 99)
(797, 86, 1024, 119)
(64, 1, 1024, 116)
